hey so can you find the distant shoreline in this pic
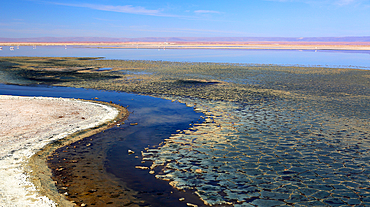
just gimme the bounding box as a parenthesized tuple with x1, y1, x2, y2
(1, 41, 370, 51)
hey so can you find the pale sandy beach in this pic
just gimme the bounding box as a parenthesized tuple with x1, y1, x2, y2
(0, 95, 119, 207)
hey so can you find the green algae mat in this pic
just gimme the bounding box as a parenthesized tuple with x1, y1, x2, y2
(1, 56, 370, 206)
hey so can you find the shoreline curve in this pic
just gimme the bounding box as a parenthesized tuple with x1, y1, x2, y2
(0, 95, 127, 207)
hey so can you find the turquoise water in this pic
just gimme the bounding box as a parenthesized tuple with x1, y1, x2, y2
(0, 45, 370, 69)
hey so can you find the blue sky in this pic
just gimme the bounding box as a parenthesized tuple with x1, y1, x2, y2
(1, 0, 370, 38)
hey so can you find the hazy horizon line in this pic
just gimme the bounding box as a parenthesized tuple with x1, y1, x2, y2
(1, 36, 370, 43)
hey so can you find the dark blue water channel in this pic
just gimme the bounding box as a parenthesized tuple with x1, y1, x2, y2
(0, 84, 205, 206)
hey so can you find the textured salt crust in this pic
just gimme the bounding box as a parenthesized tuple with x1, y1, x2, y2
(0, 95, 119, 207)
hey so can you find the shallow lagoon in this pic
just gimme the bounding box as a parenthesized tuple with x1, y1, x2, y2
(1, 50, 370, 206)
(146, 95, 370, 206)
(1, 46, 370, 70)
(0, 84, 205, 206)
(3, 82, 370, 206)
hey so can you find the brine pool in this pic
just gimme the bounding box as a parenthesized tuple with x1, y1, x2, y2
(2, 83, 370, 206)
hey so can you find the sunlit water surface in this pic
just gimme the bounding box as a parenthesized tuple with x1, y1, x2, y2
(1, 45, 370, 69)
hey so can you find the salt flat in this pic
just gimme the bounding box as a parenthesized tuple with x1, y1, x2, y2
(0, 95, 119, 207)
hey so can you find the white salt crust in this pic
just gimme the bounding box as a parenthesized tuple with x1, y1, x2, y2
(0, 95, 119, 207)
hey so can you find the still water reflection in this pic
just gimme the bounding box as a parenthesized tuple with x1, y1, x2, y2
(0, 45, 369, 69)
(0, 84, 205, 206)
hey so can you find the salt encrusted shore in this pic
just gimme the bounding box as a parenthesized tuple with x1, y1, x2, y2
(0, 95, 119, 207)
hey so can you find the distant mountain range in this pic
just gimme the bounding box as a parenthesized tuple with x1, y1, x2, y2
(1, 36, 370, 43)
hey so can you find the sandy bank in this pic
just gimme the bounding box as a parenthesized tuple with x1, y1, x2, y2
(0, 95, 119, 206)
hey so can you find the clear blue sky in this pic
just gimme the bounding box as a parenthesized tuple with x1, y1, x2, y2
(1, 0, 370, 38)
